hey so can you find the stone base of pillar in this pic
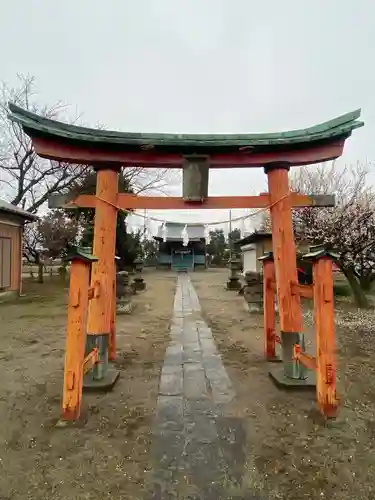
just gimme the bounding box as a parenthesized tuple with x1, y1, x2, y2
(83, 366, 120, 391)
(268, 364, 315, 390)
(268, 331, 316, 389)
(83, 334, 120, 391)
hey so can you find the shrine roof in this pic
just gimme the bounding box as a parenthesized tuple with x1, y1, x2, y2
(8, 103, 363, 154)
(0, 199, 38, 222)
(238, 231, 272, 247)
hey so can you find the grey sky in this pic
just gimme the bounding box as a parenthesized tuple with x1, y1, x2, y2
(1, 0, 374, 232)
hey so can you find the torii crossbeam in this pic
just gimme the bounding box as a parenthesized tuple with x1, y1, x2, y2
(8, 102, 363, 420)
(48, 192, 335, 211)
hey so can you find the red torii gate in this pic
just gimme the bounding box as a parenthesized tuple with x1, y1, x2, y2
(8, 103, 363, 420)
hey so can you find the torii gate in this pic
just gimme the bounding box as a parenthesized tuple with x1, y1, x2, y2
(8, 103, 363, 419)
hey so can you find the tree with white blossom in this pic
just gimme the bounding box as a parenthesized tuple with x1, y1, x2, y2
(292, 161, 375, 308)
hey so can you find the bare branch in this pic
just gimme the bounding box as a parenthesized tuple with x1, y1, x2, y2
(0, 75, 172, 216)
(0, 75, 89, 213)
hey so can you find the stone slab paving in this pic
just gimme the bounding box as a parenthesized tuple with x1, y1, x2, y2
(148, 274, 260, 500)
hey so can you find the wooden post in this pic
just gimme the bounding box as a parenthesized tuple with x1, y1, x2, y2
(19, 225, 24, 296)
(109, 274, 116, 361)
(85, 166, 120, 388)
(62, 255, 93, 420)
(312, 256, 339, 417)
(260, 253, 278, 361)
(265, 163, 304, 381)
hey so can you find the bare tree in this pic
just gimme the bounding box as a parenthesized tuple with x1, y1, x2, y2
(22, 222, 45, 282)
(125, 165, 178, 196)
(38, 210, 79, 259)
(0, 75, 90, 214)
(23, 210, 80, 283)
(0, 75, 178, 215)
(23, 223, 42, 264)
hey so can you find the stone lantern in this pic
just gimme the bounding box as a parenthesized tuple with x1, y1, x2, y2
(132, 257, 146, 291)
(226, 252, 242, 290)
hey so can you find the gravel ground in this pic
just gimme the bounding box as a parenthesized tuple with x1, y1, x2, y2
(1, 268, 375, 499)
(0, 271, 175, 500)
(191, 268, 375, 500)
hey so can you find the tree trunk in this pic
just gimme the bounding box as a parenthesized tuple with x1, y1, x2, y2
(59, 264, 68, 280)
(37, 263, 44, 283)
(343, 268, 370, 308)
(35, 253, 44, 284)
(359, 274, 375, 292)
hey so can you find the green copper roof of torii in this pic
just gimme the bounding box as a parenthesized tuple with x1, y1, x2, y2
(8, 102, 363, 150)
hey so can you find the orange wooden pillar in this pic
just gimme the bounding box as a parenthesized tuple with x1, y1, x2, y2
(259, 252, 279, 361)
(265, 163, 305, 383)
(109, 263, 117, 362)
(84, 166, 120, 389)
(61, 250, 97, 420)
(311, 250, 339, 417)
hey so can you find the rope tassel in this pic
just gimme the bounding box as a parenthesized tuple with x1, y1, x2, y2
(161, 222, 168, 242)
(204, 224, 211, 244)
(181, 225, 189, 247)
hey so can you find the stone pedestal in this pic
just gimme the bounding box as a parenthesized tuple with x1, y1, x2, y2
(116, 271, 132, 314)
(243, 271, 263, 313)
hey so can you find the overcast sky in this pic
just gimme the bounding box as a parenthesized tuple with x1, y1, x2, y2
(1, 0, 374, 233)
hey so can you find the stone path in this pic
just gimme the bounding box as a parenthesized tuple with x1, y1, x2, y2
(148, 274, 248, 500)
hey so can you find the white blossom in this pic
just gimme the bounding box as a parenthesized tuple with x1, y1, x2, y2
(292, 162, 375, 290)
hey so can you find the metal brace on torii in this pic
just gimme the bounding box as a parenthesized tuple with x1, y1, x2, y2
(7, 103, 364, 420)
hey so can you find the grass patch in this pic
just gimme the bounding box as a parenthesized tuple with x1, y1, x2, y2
(333, 283, 351, 297)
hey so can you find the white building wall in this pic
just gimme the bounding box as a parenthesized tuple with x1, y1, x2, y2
(241, 244, 257, 273)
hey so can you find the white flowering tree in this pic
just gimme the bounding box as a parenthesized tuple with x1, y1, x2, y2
(291, 162, 375, 308)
